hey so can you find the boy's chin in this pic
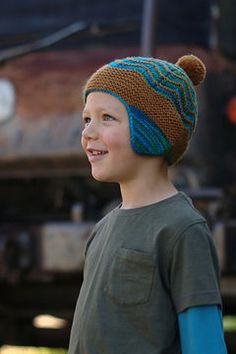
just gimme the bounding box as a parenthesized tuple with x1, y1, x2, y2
(91, 171, 117, 183)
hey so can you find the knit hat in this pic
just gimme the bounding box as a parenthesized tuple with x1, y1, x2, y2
(83, 55, 206, 164)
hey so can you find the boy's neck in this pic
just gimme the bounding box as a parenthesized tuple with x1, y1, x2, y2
(119, 170, 177, 210)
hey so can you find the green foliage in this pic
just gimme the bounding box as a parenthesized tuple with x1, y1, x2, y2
(224, 316, 236, 332)
(1, 347, 67, 354)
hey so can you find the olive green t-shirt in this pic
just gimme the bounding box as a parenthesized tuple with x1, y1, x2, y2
(68, 192, 222, 354)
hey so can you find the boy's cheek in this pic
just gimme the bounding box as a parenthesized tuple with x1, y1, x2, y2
(81, 136, 86, 152)
(104, 132, 130, 150)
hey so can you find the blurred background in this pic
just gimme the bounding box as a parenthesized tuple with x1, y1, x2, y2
(0, 0, 236, 352)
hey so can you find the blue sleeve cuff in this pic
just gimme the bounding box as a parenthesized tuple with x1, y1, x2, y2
(178, 305, 228, 354)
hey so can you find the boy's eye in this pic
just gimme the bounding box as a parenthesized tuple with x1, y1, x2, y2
(83, 116, 91, 124)
(103, 114, 115, 121)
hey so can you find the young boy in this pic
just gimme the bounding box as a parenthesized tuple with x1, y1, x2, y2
(68, 55, 228, 353)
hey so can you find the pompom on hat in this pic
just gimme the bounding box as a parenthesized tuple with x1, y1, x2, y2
(83, 54, 206, 164)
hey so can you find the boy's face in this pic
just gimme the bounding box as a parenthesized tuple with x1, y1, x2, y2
(81, 92, 147, 183)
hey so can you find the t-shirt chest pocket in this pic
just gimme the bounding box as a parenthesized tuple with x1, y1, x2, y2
(106, 248, 155, 305)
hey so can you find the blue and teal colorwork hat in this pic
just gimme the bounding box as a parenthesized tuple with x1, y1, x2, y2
(83, 55, 206, 164)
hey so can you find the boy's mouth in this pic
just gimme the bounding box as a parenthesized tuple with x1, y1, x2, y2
(87, 148, 108, 155)
(87, 148, 108, 161)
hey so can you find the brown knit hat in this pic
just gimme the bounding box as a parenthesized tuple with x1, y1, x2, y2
(83, 55, 206, 164)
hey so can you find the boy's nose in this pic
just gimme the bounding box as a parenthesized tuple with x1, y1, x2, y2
(82, 121, 98, 140)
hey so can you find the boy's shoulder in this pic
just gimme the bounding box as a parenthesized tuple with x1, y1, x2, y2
(91, 205, 119, 235)
(169, 191, 205, 223)
(152, 192, 212, 252)
(143, 192, 210, 247)
(148, 191, 206, 227)
(95, 207, 116, 227)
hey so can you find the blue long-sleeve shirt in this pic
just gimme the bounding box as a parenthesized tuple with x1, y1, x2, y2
(178, 305, 228, 354)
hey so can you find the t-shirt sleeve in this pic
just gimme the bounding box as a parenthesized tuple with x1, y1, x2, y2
(169, 222, 222, 313)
